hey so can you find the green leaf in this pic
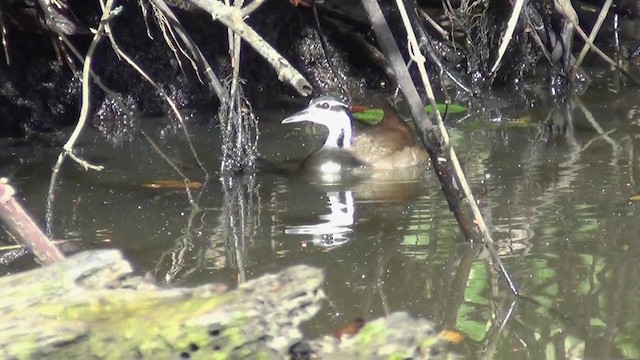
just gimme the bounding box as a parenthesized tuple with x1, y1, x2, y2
(352, 103, 467, 126)
(425, 103, 467, 114)
(352, 109, 384, 125)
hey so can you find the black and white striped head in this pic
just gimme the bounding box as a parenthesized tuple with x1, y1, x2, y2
(282, 96, 353, 149)
(282, 97, 350, 127)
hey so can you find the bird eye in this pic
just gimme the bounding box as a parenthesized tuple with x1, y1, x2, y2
(319, 102, 330, 109)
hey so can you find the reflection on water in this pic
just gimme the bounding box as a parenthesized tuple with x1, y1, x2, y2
(3, 83, 640, 358)
(285, 191, 355, 249)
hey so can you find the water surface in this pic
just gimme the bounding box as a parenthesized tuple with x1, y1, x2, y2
(2, 79, 640, 359)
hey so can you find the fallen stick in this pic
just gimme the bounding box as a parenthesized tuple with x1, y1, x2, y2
(0, 178, 65, 265)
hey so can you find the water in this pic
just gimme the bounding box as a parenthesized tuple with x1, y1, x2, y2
(2, 81, 640, 358)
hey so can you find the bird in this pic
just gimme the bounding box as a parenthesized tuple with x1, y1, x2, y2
(281, 96, 428, 174)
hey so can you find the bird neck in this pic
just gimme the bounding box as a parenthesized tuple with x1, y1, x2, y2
(322, 111, 353, 150)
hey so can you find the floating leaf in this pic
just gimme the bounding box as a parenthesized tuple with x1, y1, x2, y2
(139, 180, 203, 190)
(630, 195, 640, 202)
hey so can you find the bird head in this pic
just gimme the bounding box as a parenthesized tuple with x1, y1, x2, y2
(282, 96, 351, 127)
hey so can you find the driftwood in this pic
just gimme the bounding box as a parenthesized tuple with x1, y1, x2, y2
(0, 250, 455, 359)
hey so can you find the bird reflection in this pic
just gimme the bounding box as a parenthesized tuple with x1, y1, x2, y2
(283, 167, 426, 249)
(285, 191, 355, 249)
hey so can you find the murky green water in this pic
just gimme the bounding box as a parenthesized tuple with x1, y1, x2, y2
(2, 78, 640, 358)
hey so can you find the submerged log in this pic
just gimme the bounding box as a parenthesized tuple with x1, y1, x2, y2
(0, 250, 454, 359)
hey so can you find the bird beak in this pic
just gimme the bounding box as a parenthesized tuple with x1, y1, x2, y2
(281, 108, 312, 124)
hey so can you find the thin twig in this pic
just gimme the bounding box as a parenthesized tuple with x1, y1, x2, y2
(404, 1, 474, 96)
(359, 0, 434, 135)
(45, 153, 64, 238)
(43, 21, 118, 99)
(139, 0, 155, 39)
(311, 0, 350, 101)
(490, 0, 525, 74)
(225, 0, 244, 173)
(227, 0, 243, 101)
(572, 93, 620, 157)
(555, 0, 640, 85)
(103, 22, 206, 175)
(139, 128, 196, 205)
(417, 8, 448, 39)
(573, 0, 613, 71)
(101, 44, 200, 203)
(149, 0, 228, 105)
(396, 0, 448, 145)
(0, 10, 9, 65)
(153, 8, 192, 76)
(60, 1, 118, 171)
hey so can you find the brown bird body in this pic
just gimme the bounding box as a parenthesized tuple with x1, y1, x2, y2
(282, 96, 428, 173)
(351, 101, 427, 169)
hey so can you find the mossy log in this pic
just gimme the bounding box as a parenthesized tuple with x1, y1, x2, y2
(0, 250, 324, 359)
(0, 250, 454, 359)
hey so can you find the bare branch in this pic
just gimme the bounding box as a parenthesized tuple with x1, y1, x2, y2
(187, 0, 313, 96)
